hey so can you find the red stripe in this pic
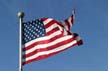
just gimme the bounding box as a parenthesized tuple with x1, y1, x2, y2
(77, 40, 83, 46)
(71, 15, 74, 24)
(44, 20, 57, 28)
(46, 27, 60, 35)
(43, 18, 63, 29)
(65, 19, 71, 30)
(23, 40, 77, 65)
(41, 18, 48, 22)
(24, 36, 75, 58)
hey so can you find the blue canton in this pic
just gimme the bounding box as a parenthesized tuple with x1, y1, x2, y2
(22, 19, 46, 44)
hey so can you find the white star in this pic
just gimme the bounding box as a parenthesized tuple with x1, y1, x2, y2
(42, 34, 45, 36)
(37, 35, 39, 37)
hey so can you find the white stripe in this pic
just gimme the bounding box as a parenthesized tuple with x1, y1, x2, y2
(46, 23, 58, 33)
(72, 10, 75, 21)
(61, 21, 69, 31)
(75, 36, 81, 41)
(24, 30, 62, 47)
(24, 35, 74, 55)
(63, 29, 68, 35)
(43, 18, 53, 25)
(23, 39, 77, 62)
(68, 17, 72, 27)
(72, 10, 75, 17)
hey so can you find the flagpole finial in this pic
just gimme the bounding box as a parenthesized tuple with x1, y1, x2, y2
(18, 12, 25, 18)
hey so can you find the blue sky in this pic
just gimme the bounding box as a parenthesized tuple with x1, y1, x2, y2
(0, 0, 108, 71)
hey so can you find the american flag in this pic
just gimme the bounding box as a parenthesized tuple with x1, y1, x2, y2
(22, 10, 83, 65)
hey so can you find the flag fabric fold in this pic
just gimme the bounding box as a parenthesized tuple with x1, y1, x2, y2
(60, 9, 75, 31)
(22, 10, 83, 65)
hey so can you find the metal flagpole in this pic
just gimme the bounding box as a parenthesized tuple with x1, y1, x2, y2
(18, 12, 25, 71)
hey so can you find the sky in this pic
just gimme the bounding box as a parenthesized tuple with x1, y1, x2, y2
(0, 0, 108, 71)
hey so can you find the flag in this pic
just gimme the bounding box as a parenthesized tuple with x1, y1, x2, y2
(60, 9, 75, 31)
(22, 10, 83, 65)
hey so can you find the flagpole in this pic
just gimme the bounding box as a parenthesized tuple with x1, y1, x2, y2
(18, 12, 24, 71)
